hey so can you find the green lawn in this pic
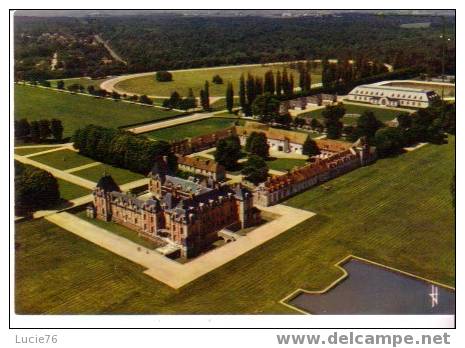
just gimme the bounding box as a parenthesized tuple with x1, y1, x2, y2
(14, 146, 63, 156)
(143, 117, 244, 141)
(32, 149, 96, 171)
(49, 77, 109, 89)
(73, 163, 144, 185)
(14, 85, 183, 137)
(57, 179, 91, 201)
(75, 211, 161, 250)
(115, 63, 321, 97)
(210, 97, 240, 111)
(15, 136, 454, 314)
(300, 103, 405, 125)
(267, 158, 308, 172)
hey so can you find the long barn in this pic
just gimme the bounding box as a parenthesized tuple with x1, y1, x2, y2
(346, 82, 439, 108)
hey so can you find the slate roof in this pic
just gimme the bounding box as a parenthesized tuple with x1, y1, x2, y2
(164, 175, 212, 195)
(96, 174, 121, 193)
(176, 154, 224, 173)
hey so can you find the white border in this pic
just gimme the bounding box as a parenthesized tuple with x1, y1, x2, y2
(5, 2, 461, 338)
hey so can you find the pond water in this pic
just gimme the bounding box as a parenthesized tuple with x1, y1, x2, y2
(289, 259, 455, 314)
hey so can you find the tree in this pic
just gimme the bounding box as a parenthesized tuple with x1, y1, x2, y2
(139, 95, 153, 105)
(303, 67, 311, 92)
(251, 94, 280, 123)
(246, 132, 269, 159)
(276, 70, 282, 97)
(322, 103, 345, 139)
(212, 74, 223, 84)
(374, 127, 404, 158)
(226, 82, 234, 113)
(274, 113, 292, 127)
(397, 113, 412, 129)
(302, 136, 320, 156)
(30, 121, 41, 143)
(73, 125, 175, 175)
(178, 97, 196, 110)
(282, 68, 290, 96)
(200, 81, 210, 110)
(351, 111, 384, 142)
(264, 70, 275, 94)
(50, 119, 64, 141)
(15, 161, 60, 214)
(67, 83, 81, 93)
(168, 91, 182, 108)
(246, 73, 256, 106)
(214, 135, 242, 170)
(289, 73, 295, 96)
(310, 118, 322, 131)
(239, 74, 246, 109)
(38, 119, 51, 141)
(15, 118, 30, 138)
(56, 80, 65, 89)
(241, 155, 268, 185)
(155, 71, 173, 82)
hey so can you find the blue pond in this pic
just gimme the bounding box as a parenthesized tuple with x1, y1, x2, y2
(289, 259, 455, 314)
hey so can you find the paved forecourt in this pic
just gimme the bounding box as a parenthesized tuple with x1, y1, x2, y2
(46, 204, 315, 289)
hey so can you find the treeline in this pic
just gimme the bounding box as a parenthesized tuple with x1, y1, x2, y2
(163, 89, 197, 110)
(15, 161, 60, 214)
(308, 101, 455, 158)
(72, 125, 176, 175)
(15, 14, 455, 79)
(14, 118, 64, 143)
(96, 14, 455, 75)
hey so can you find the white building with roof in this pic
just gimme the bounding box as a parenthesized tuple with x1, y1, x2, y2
(346, 82, 439, 108)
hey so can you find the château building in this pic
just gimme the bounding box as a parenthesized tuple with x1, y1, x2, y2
(236, 121, 308, 154)
(254, 138, 376, 206)
(88, 157, 260, 258)
(176, 155, 226, 181)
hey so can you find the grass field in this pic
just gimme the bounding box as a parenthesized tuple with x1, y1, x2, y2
(32, 149, 96, 171)
(57, 179, 91, 201)
(210, 97, 240, 111)
(75, 211, 161, 250)
(14, 85, 183, 137)
(15, 136, 454, 314)
(14, 146, 63, 156)
(114, 63, 322, 97)
(300, 103, 405, 125)
(143, 117, 244, 141)
(49, 77, 109, 89)
(266, 158, 308, 172)
(73, 163, 144, 185)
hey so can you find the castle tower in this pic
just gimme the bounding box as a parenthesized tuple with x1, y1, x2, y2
(148, 156, 170, 199)
(234, 185, 254, 228)
(93, 174, 120, 222)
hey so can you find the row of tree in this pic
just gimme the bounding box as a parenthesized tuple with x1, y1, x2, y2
(163, 90, 197, 110)
(316, 101, 455, 158)
(14, 118, 64, 143)
(15, 161, 60, 214)
(72, 125, 176, 175)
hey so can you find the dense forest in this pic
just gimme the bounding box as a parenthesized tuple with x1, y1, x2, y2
(14, 13, 455, 79)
